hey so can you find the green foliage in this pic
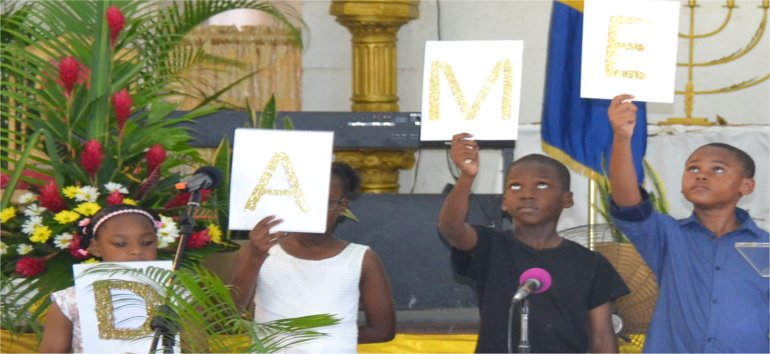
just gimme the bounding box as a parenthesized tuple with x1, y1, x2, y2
(77, 263, 339, 353)
(0, 0, 303, 335)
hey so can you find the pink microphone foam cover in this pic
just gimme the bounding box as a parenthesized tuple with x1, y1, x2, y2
(518, 268, 552, 294)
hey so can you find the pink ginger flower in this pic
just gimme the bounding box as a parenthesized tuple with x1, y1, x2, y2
(146, 144, 166, 172)
(106, 190, 124, 205)
(58, 56, 80, 97)
(80, 139, 104, 177)
(187, 229, 212, 249)
(106, 6, 125, 47)
(112, 89, 132, 134)
(16, 257, 46, 277)
(37, 181, 66, 213)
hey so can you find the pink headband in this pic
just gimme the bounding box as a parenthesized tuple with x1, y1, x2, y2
(91, 209, 159, 236)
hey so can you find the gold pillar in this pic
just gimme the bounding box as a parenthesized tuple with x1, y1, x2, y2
(330, 0, 419, 193)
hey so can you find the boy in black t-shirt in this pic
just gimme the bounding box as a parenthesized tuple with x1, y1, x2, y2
(439, 132, 629, 353)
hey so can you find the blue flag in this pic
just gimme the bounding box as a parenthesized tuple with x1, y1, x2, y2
(541, 0, 647, 183)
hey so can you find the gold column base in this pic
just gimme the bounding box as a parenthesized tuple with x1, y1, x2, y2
(335, 149, 416, 193)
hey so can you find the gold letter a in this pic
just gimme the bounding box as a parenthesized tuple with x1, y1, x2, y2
(244, 151, 308, 212)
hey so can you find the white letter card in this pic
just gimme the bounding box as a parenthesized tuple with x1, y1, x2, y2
(74, 261, 175, 354)
(229, 128, 334, 233)
(581, 0, 680, 103)
(420, 40, 523, 141)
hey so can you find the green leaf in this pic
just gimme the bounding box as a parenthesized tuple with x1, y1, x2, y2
(212, 137, 233, 235)
(76, 264, 338, 352)
(0, 131, 43, 208)
(260, 95, 277, 129)
(86, 0, 112, 143)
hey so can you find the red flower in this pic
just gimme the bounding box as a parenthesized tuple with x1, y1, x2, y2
(186, 229, 211, 249)
(58, 56, 80, 97)
(106, 6, 125, 47)
(146, 144, 166, 172)
(68, 234, 90, 260)
(16, 257, 46, 277)
(112, 89, 132, 134)
(80, 139, 104, 177)
(38, 181, 66, 213)
(164, 190, 211, 210)
(106, 190, 124, 205)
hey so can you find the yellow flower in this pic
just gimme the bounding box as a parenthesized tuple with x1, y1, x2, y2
(83, 258, 100, 264)
(63, 186, 81, 199)
(122, 198, 138, 206)
(1, 207, 16, 223)
(74, 202, 100, 216)
(54, 210, 81, 224)
(207, 224, 222, 243)
(30, 225, 52, 243)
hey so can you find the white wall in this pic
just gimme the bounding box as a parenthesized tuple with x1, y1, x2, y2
(300, 0, 770, 229)
(303, 0, 768, 123)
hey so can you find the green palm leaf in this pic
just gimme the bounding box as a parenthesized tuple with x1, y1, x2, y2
(78, 264, 338, 353)
(0, 0, 305, 339)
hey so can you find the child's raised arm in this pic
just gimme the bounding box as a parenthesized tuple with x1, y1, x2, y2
(228, 215, 284, 309)
(608, 94, 643, 207)
(438, 133, 480, 251)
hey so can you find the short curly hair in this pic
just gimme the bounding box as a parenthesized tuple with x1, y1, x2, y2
(507, 154, 571, 191)
(332, 162, 361, 196)
(694, 143, 755, 178)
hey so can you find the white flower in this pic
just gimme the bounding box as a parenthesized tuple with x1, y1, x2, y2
(17, 244, 33, 255)
(54, 232, 74, 249)
(158, 236, 174, 249)
(16, 192, 37, 204)
(75, 186, 100, 202)
(21, 216, 43, 235)
(157, 215, 180, 240)
(23, 204, 47, 217)
(0, 241, 7, 255)
(104, 182, 129, 194)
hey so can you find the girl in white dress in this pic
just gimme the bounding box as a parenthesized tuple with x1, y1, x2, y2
(229, 162, 396, 353)
(38, 204, 161, 353)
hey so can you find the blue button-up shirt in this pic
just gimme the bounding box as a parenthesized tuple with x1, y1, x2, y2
(611, 192, 769, 353)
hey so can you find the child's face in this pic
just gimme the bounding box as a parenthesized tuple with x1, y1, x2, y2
(90, 214, 158, 262)
(324, 175, 349, 232)
(681, 146, 755, 208)
(502, 162, 573, 227)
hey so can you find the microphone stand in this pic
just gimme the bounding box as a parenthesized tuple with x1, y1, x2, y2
(149, 190, 201, 353)
(518, 298, 530, 353)
(507, 297, 531, 354)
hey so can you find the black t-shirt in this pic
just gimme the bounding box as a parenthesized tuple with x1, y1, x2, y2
(451, 226, 630, 353)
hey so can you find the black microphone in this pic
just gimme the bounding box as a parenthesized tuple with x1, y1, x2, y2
(175, 166, 222, 192)
(511, 268, 552, 303)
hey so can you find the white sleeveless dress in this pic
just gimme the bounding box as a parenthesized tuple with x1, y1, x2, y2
(254, 242, 369, 353)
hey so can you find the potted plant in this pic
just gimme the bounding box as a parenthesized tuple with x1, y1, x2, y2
(0, 1, 336, 351)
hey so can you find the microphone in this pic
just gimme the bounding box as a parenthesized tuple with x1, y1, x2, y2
(175, 166, 222, 192)
(511, 268, 552, 303)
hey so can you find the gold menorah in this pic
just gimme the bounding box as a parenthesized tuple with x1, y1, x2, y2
(665, 0, 769, 125)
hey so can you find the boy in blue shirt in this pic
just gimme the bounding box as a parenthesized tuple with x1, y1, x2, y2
(608, 94, 769, 353)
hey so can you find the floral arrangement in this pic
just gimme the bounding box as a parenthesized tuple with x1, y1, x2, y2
(1, 179, 227, 279)
(0, 0, 301, 335)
